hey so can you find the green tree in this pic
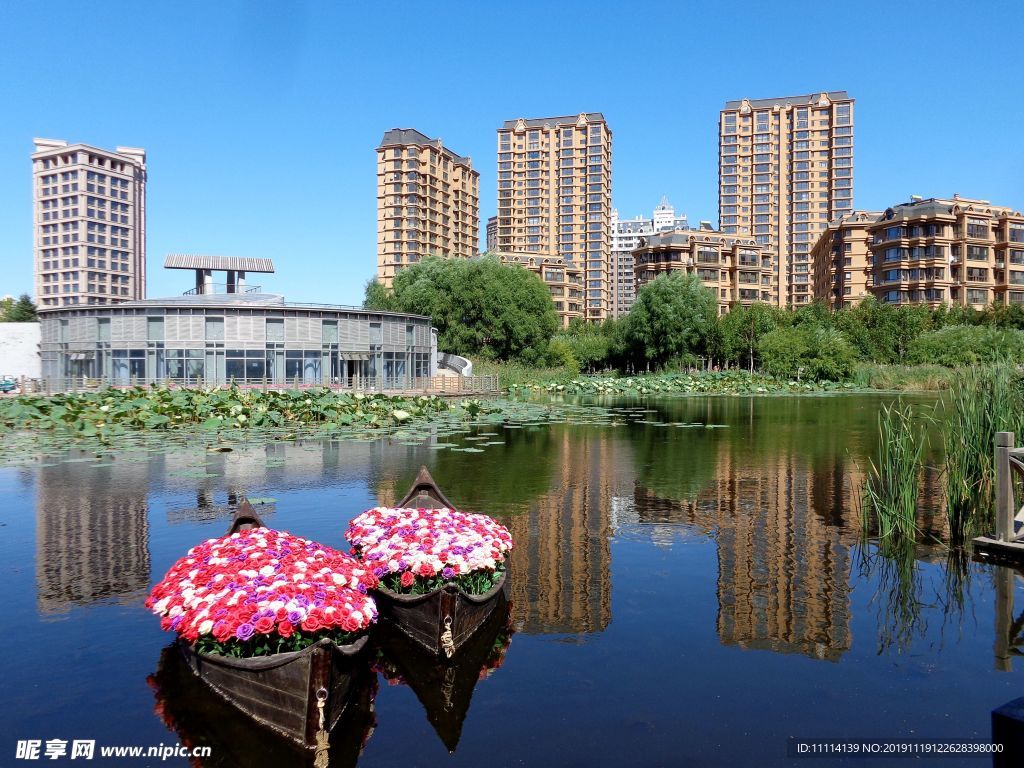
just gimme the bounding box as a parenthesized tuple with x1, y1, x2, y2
(362, 279, 395, 311)
(758, 324, 857, 381)
(371, 256, 559, 363)
(625, 272, 717, 370)
(718, 302, 786, 371)
(2, 294, 37, 322)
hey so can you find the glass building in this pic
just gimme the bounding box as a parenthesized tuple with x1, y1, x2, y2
(37, 256, 437, 388)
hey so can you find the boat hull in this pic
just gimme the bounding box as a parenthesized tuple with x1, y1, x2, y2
(373, 571, 508, 657)
(178, 634, 368, 750)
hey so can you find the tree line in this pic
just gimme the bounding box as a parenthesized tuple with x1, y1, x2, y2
(365, 257, 1024, 381)
(0, 294, 37, 322)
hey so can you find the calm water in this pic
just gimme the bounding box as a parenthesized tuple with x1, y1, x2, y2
(1, 393, 1022, 767)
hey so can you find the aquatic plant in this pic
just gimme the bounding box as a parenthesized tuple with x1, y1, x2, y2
(0, 385, 451, 439)
(508, 370, 861, 398)
(861, 402, 925, 543)
(942, 364, 1024, 544)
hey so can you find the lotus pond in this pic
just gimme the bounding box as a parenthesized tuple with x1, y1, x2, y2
(1, 392, 1022, 767)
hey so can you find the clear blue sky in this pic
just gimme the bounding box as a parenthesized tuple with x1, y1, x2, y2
(1, 0, 1021, 305)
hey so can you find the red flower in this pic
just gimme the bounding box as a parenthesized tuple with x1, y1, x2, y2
(341, 615, 360, 633)
(301, 614, 322, 633)
(400, 571, 415, 588)
(254, 616, 275, 635)
(277, 620, 294, 638)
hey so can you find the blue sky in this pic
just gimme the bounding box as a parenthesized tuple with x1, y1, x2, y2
(1, 0, 1021, 306)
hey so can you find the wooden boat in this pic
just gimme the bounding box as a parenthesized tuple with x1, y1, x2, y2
(373, 599, 513, 753)
(372, 466, 509, 658)
(150, 645, 377, 768)
(176, 501, 371, 752)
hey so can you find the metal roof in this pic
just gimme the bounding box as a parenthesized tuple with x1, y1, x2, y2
(378, 129, 472, 166)
(723, 91, 851, 110)
(500, 113, 607, 130)
(164, 254, 275, 273)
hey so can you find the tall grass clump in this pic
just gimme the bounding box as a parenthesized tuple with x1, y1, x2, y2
(862, 402, 926, 542)
(942, 364, 1024, 544)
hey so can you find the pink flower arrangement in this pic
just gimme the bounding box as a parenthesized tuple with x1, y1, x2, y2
(146, 528, 379, 655)
(345, 507, 513, 595)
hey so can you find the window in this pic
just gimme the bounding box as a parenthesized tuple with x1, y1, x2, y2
(205, 317, 224, 341)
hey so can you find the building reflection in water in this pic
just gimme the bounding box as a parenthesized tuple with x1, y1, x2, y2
(36, 451, 153, 615)
(502, 431, 624, 635)
(631, 436, 860, 662)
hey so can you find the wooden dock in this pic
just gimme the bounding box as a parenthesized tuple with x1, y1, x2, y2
(973, 432, 1024, 563)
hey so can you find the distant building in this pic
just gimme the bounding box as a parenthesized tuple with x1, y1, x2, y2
(811, 211, 880, 309)
(611, 198, 688, 316)
(486, 215, 498, 252)
(376, 129, 479, 287)
(38, 256, 437, 387)
(32, 138, 147, 308)
(633, 223, 771, 314)
(495, 113, 613, 322)
(496, 252, 584, 328)
(719, 92, 854, 307)
(865, 195, 1024, 308)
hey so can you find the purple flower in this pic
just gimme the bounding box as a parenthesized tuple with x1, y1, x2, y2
(288, 610, 303, 624)
(357, 583, 367, 594)
(442, 567, 455, 579)
(236, 622, 256, 641)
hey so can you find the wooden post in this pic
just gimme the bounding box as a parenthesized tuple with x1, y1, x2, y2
(996, 432, 1015, 542)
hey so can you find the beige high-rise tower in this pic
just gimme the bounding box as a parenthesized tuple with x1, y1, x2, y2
(495, 113, 613, 322)
(376, 129, 479, 287)
(32, 139, 147, 308)
(719, 92, 854, 307)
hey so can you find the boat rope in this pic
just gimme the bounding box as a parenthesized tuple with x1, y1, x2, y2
(441, 616, 455, 658)
(313, 687, 330, 768)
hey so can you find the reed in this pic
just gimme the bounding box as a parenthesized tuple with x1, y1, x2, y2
(941, 364, 1024, 544)
(862, 401, 925, 542)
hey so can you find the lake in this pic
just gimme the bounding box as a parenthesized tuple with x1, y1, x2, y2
(1, 393, 1021, 767)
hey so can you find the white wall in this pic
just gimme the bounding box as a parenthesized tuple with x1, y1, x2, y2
(0, 323, 41, 378)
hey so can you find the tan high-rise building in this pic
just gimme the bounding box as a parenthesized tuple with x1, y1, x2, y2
(719, 92, 854, 308)
(32, 138, 147, 308)
(632, 224, 772, 314)
(495, 113, 613, 322)
(866, 195, 1024, 308)
(811, 210, 881, 309)
(376, 129, 479, 287)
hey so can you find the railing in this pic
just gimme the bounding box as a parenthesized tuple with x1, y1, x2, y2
(20, 375, 500, 396)
(994, 432, 1024, 543)
(183, 284, 262, 296)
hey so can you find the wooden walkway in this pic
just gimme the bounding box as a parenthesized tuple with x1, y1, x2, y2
(973, 432, 1024, 563)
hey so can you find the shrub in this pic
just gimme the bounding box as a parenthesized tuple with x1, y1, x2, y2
(905, 325, 1024, 367)
(758, 325, 857, 381)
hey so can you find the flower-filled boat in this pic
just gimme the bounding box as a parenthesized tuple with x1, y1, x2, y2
(146, 502, 378, 751)
(345, 466, 513, 658)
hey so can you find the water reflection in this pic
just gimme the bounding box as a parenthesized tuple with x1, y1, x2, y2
(36, 453, 152, 615)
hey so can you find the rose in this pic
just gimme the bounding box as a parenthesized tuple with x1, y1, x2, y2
(301, 614, 322, 633)
(236, 622, 256, 641)
(277, 620, 295, 638)
(254, 616, 275, 635)
(341, 615, 360, 633)
(400, 571, 415, 588)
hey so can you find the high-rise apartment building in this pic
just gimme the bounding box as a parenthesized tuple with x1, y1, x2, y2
(611, 197, 688, 316)
(32, 139, 147, 308)
(486, 215, 497, 252)
(719, 92, 854, 307)
(866, 195, 1024, 308)
(810, 210, 880, 309)
(633, 223, 772, 314)
(495, 114, 612, 322)
(376, 129, 479, 287)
